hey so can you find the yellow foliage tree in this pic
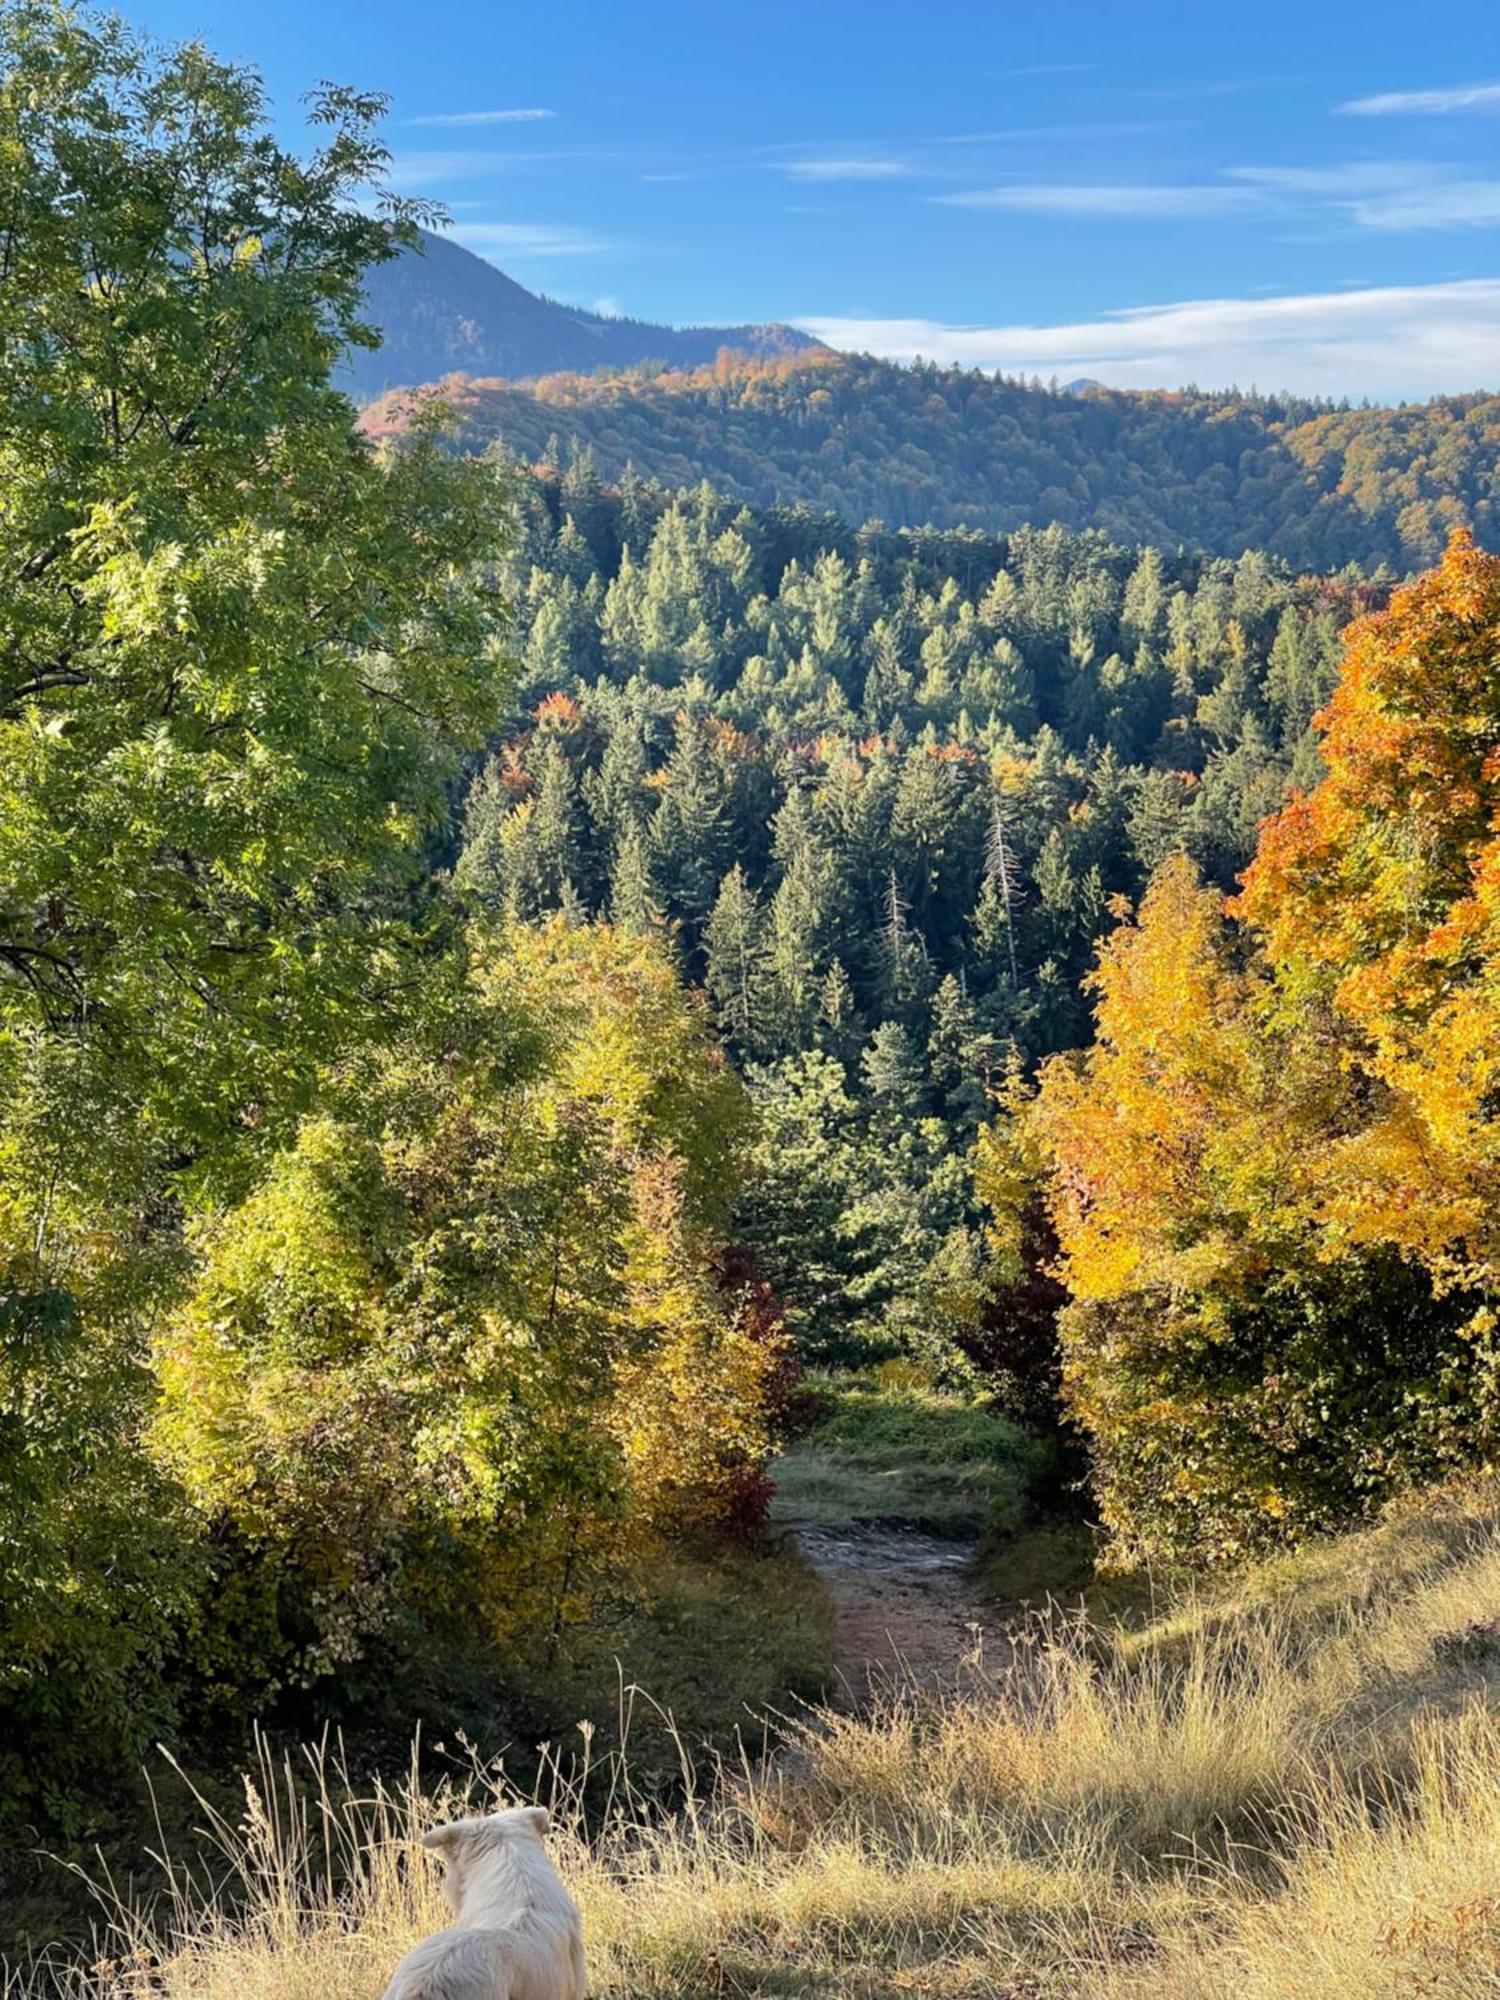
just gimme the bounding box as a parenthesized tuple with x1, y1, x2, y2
(153, 919, 780, 1696)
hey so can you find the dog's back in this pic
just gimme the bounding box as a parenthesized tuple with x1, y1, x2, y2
(382, 1912, 588, 1992)
(381, 1917, 585, 2000)
(381, 1806, 586, 2000)
(381, 1924, 511, 2000)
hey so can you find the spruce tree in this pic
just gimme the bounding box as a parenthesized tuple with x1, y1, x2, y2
(704, 865, 768, 1058)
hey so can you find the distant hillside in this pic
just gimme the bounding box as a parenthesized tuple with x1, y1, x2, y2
(362, 349, 1500, 571)
(343, 230, 824, 400)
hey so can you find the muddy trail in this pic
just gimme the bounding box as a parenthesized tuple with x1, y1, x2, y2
(789, 1522, 1015, 1696)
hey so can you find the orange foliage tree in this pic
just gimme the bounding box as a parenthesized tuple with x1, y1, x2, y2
(1237, 529, 1500, 1292)
(999, 862, 1444, 1557)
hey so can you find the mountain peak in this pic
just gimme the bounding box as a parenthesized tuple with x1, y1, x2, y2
(344, 230, 824, 401)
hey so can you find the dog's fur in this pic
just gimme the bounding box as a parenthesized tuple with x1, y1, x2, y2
(380, 1806, 586, 2000)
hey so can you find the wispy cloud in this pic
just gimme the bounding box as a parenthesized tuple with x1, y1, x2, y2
(1137, 76, 1289, 101)
(1341, 81, 1500, 116)
(1224, 162, 1427, 194)
(937, 162, 1500, 233)
(406, 107, 556, 127)
(1229, 162, 1500, 230)
(386, 151, 525, 191)
(445, 221, 610, 258)
(933, 121, 1192, 145)
(938, 182, 1258, 218)
(1352, 181, 1500, 229)
(780, 157, 911, 182)
(796, 277, 1500, 399)
(387, 146, 643, 192)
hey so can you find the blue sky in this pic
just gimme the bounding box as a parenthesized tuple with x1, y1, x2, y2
(132, 0, 1500, 398)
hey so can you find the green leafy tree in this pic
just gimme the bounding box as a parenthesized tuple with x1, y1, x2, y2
(156, 920, 771, 1699)
(0, 4, 508, 1817)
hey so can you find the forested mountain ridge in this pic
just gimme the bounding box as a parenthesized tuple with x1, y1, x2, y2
(343, 229, 824, 399)
(362, 347, 1500, 571)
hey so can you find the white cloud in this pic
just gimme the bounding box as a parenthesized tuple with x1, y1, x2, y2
(1341, 81, 1500, 116)
(1138, 77, 1288, 102)
(795, 278, 1500, 400)
(445, 222, 609, 258)
(1352, 181, 1500, 229)
(781, 157, 911, 182)
(937, 182, 1259, 217)
(1224, 162, 1429, 194)
(934, 121, 1190, 145)
(406, 108, 556, 127)
(937, 163, 1500, 233)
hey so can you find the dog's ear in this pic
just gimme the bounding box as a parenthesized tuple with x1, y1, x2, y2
(522, 1805, 551, 1837)
(421, 1819, 477, 1857)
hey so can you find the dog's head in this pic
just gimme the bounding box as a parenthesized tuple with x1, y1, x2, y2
(420, 1807, 552, 1917)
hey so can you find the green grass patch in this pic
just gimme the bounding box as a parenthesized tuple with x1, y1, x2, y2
(772, 1370, 1045, 1538)
(978, 1519, 1102, 1606)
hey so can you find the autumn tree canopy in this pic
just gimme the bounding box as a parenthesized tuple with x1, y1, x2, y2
(1238, 529, 1500, 1290)
(1005, 532, 1500, 1559)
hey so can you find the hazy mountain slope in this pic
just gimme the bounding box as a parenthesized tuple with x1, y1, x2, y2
(343, 231, 824, 399)
(362, 349, 1500, 571)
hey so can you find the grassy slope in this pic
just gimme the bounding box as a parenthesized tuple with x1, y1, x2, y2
(21, 1476, 1500, 1998)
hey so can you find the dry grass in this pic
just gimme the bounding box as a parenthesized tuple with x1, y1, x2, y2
(1082, 1712, 1500, 2000)
(10, 1476, 1500, 1999)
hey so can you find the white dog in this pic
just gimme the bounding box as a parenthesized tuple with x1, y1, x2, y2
(381, 1805, 587, 2000)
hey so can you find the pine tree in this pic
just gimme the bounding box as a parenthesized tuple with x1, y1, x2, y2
(457, 758, 514, 908)
(1121, 545, 1166, 648)
(817, 958, 860, 1061)
(860, 1019, 927, 1120)
(530, 742, 583, 907)
(983, 799, 1023, 989)
(928, 972, 995, 1130)
(1127, 770, 1188, 880)
(765, 795, 844, 1044)
(611, 822, 665, 933)
(861, 619, 912, 727)
(704, 865, 769, 1058)
(651, 713, 734, 935)
(554, 514, 596, 587)
(877, 868, 933, 1020)
(587, 718, 652, 850)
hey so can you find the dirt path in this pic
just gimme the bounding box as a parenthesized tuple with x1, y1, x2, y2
(789, 1522, 1013, 1696)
